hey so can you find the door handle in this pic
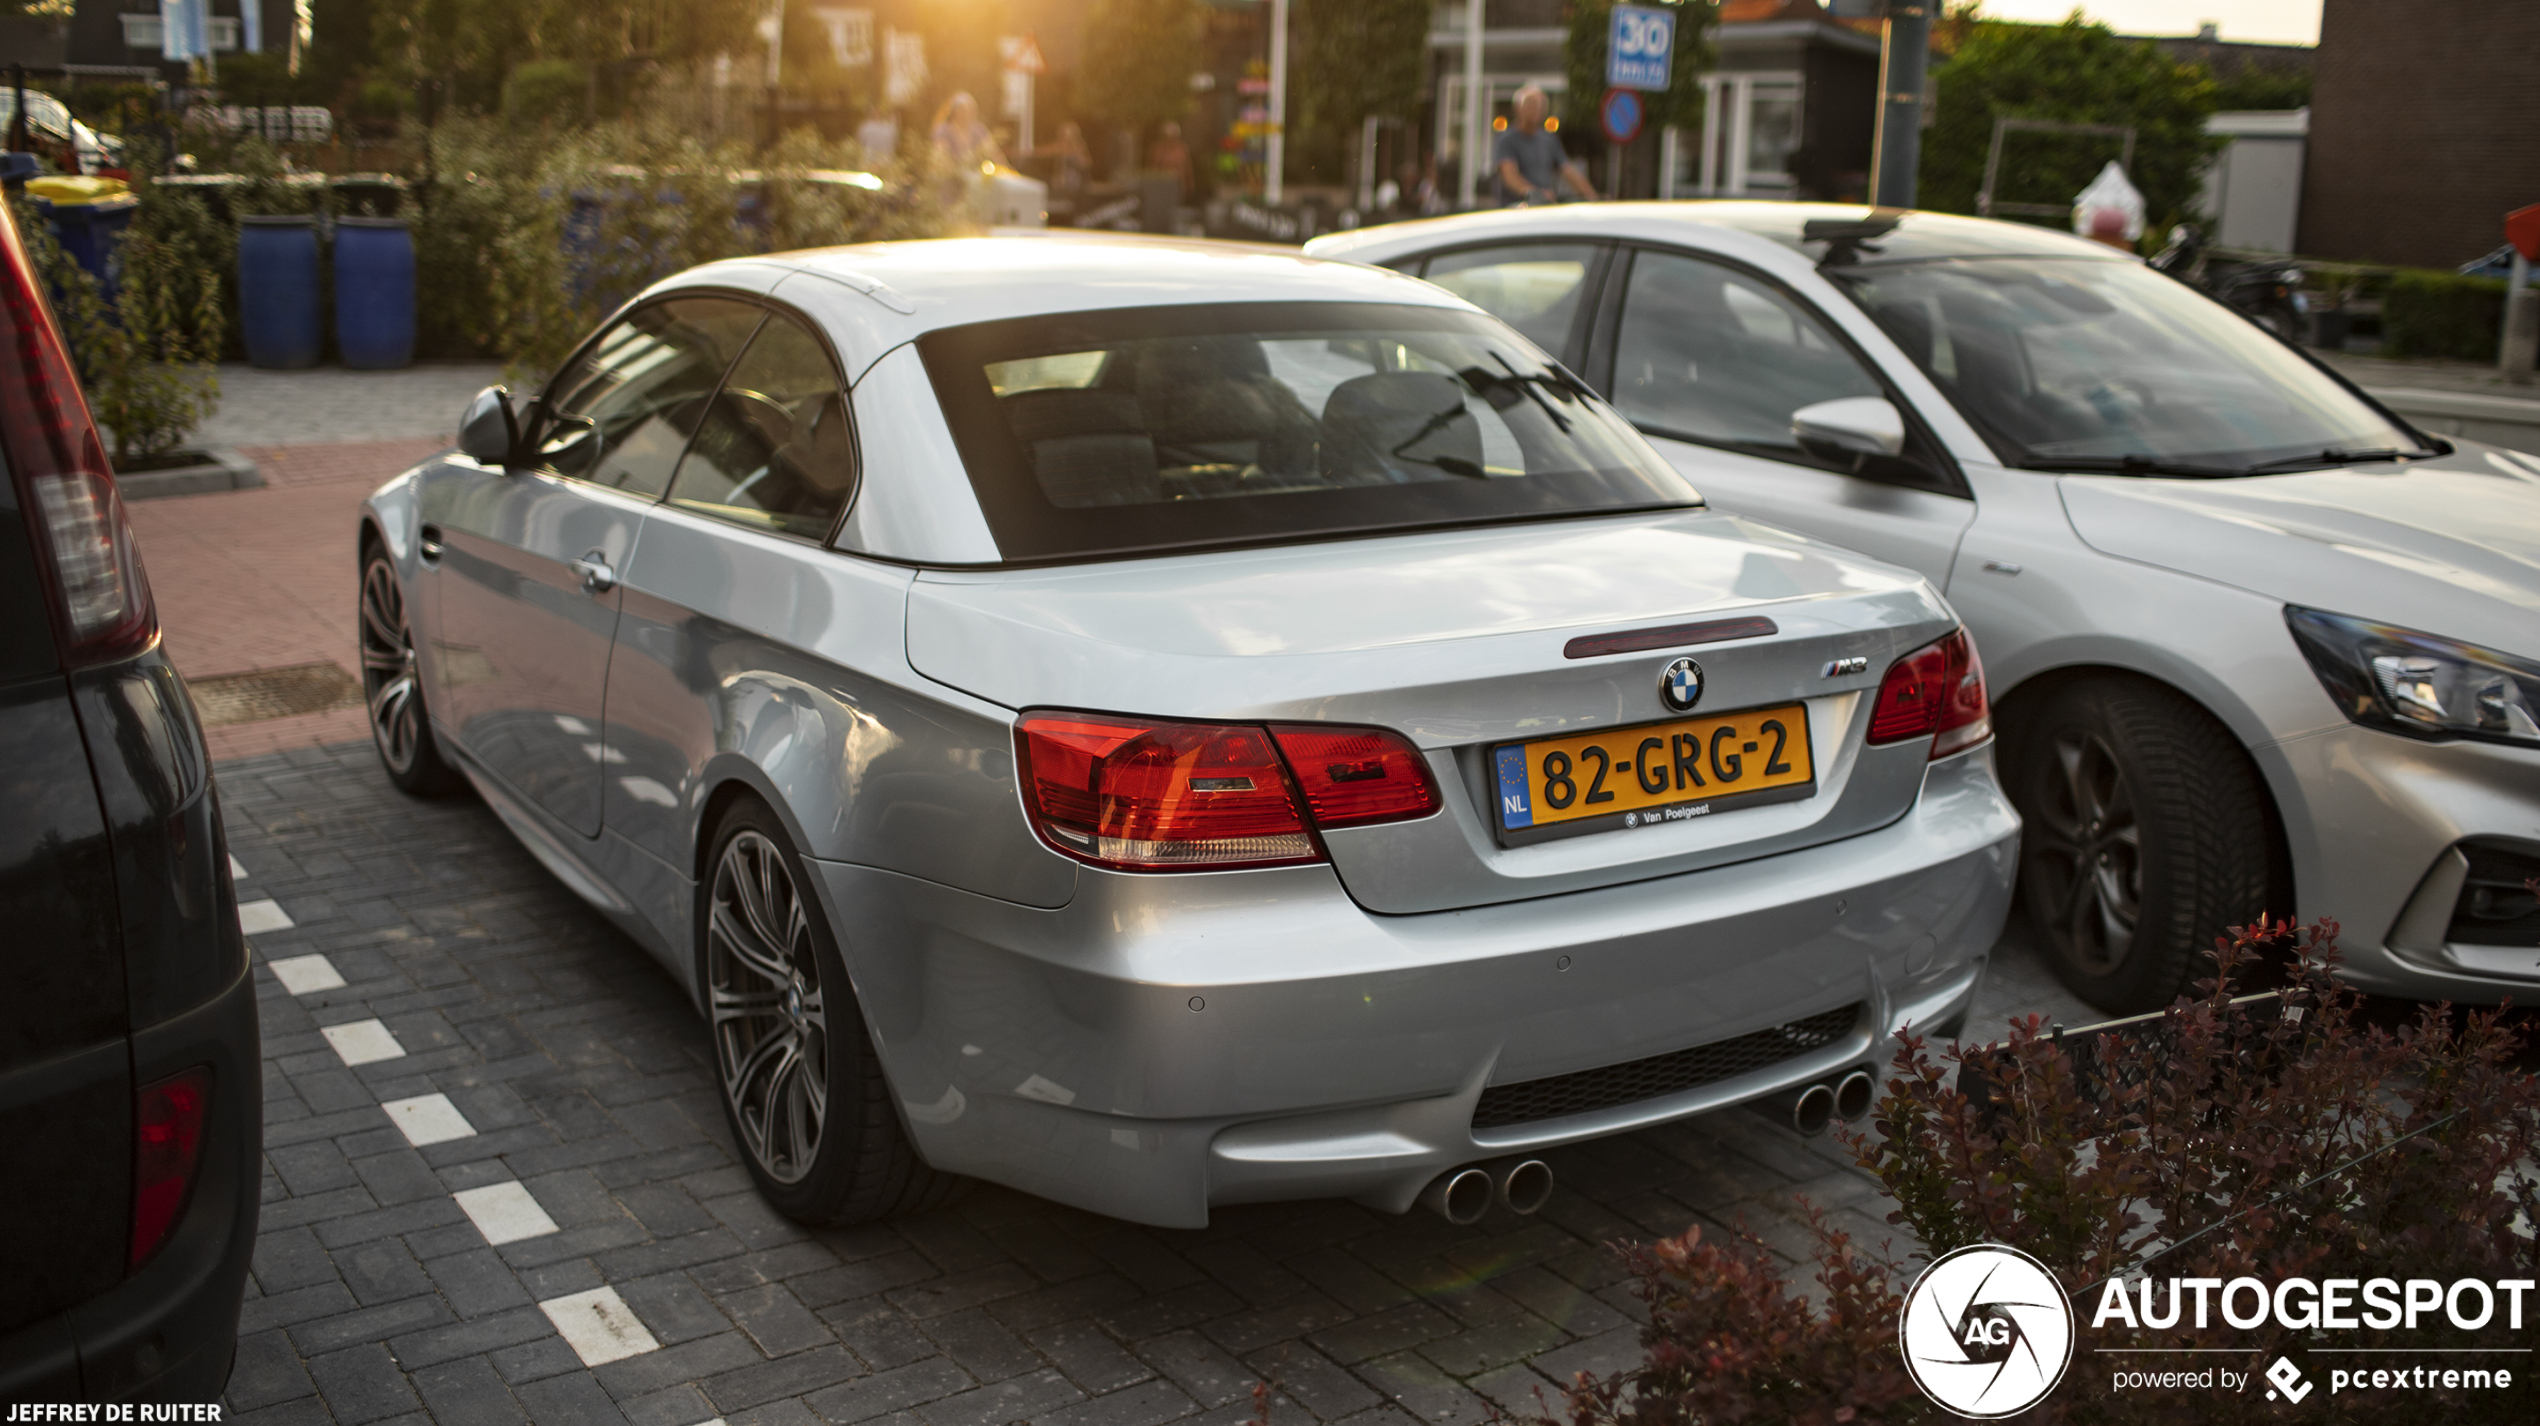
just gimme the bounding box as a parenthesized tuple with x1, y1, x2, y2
(418, 524, 443, 561)
(570, 551, 617, 595)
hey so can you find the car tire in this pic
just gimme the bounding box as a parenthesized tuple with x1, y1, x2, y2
(700, 797, 966, 1225)
(2008, 677, 2270, 1015)
(358, 544, 463, 797)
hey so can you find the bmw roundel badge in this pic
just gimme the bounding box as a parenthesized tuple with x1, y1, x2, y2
(1659, 657, 1703, 712)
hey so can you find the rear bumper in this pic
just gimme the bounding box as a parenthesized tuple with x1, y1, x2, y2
(815, 746, 2016, 1226)
(0, 964, 262, 1402)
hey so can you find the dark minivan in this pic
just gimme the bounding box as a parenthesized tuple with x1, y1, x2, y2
(0, 197, 258, 1396)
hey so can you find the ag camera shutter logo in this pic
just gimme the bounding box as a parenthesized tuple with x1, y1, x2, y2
(1901, 1243, 2076, 1418)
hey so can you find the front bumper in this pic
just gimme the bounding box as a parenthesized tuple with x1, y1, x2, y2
(816, 748, 2017, 1227)
(2260, 724, 2540, 1002)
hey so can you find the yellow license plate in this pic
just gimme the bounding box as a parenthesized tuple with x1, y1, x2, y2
(1491, 704, 1814, 844)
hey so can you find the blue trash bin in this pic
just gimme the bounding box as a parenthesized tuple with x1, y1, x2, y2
(27, 179, 138, 307)
(237, 214, 323, 369)
(333, 216, 415, 370)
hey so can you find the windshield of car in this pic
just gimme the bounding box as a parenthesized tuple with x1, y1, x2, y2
(1824, 256, 2424, 473)
(918, 301, 1698, 561)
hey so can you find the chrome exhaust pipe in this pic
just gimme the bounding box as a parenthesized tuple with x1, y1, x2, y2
(1492, 1158, 1554, 1216)
(1834, 1069, 1876, 1123)
(1417, 1166, 1493, 1225)
(1787, 1082, 1837, 1137)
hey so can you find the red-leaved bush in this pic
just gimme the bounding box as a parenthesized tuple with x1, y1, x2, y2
(1523, 920, 2540, 1425)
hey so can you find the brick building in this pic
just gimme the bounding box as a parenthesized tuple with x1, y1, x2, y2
(2298, 0, 2540, 269)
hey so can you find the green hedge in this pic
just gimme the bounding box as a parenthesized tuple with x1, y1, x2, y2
(2382, 269, 2507, 361)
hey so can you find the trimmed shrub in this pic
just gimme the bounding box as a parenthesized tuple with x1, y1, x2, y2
(14, 189, 224, 465)
(2382, 269, 2509, 362)
(508, 61, 591, 130)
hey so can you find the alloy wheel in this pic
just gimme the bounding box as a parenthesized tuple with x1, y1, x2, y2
(2025, 729, 2143, 976)
(707, 831, 828, 1185)
(359, 556, 425, 774)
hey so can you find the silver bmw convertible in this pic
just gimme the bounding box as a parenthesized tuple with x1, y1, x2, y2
(356, 236, 2016, 1228)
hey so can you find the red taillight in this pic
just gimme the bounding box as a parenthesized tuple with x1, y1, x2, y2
(1269, 724, 1442, 828)
(0, 198, 156, 668)
(1866, 628, 1990, 759)
(1017, 713, 1321, 871)
(131, 1066, 210, 1272)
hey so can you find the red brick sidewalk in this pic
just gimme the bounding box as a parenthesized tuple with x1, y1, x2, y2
(126, 437, 448, 761)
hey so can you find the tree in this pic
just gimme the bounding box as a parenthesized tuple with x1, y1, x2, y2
(1560, 0, 1717, 139)
(1292, 0, 1430, 150)
(1921, 17, 2224, 236)
(1078, 0, 1201, 139)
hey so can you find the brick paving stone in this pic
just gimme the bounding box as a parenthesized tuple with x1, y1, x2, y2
(211, 742, 2073, 1426)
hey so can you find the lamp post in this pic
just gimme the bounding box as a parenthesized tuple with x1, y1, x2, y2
(1265, 0, 1288, 205)
(1868, 1, 1929, 208)
(1457, 0, 1483, 208)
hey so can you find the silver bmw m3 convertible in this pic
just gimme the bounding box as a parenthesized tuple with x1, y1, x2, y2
(357, 236, 2016, 1228)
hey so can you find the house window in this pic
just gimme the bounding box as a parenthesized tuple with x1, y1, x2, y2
(1662, 73, 1803, 198)
(122, 11, 242, 52)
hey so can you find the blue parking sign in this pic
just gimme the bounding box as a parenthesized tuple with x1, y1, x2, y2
(1608, 4, 1675, 92)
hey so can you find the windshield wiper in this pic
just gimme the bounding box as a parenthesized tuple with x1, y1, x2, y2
(2234, 446, 2437, 475)
(2024, 454, 2248, 479)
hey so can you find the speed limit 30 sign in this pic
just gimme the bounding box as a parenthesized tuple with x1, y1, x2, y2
(1607, 4, 1676, 91)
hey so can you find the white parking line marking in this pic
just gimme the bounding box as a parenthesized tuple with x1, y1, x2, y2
(540, 1286, 660, 1367)
(266, 954, 346, 995)
(382, 1094, 476, 1147)
(238, 899, 294, 935)
(320, 1019, 405, 1066)
(453, 1181, 559, 1246)
(229, 854, 249, 880)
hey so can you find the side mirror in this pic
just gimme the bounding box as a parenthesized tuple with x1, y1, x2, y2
(458, 385, 518, 466)
(1791, 397, 1906, 466)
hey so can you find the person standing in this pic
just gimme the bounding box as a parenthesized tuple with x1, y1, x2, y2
(1492, 85, 1595, 206)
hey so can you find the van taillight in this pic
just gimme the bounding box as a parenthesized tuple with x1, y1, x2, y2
(1014, 714, 1442, 872)
(0, 198, 157, 668)
(1866, 628, 1990, 759)
(131, 1066, 210, 1271)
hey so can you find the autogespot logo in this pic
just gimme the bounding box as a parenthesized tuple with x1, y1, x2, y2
(1901, 1243, 2077, 1418)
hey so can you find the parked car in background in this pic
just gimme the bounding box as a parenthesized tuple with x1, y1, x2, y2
(358, 235, 2016, 1229)
(0, 191, 257, 1400)
(1312, 203, 2540, 1015)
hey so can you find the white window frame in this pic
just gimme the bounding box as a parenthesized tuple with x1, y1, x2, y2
(119, 12, 165, 48)
(1661, 71, 1803, 199)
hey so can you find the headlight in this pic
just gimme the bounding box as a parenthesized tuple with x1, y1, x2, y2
(2286, 607, 2540, 746)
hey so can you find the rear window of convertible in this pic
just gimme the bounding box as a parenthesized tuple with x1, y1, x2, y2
(916, 301, 1698, 562)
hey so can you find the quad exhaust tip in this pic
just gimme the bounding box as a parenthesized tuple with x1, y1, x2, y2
(1418, 1158, 1555, 1224)
(1495, 1158, 1554, 1216)
(1790, 1082, 1837, 1137)
(1418, 1166, 1493, 1225)
(1835, 1069, 1876, 1123)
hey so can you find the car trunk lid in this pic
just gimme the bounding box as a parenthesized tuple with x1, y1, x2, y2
(906, 511, 1961, 912)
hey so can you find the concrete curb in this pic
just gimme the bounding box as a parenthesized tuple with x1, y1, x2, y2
(117, 446, 264, 501)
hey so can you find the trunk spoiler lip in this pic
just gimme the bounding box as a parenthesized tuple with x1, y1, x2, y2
(1562, 615, 1780, 660)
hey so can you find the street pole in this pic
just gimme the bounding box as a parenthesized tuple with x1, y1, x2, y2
(1458, 0, 1483, 208)
(1265, 0, 1287, 205)
(763, 0, 785, 150)
(1869, 1, 1928, 208)
(2505, 247, 2536, 387)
